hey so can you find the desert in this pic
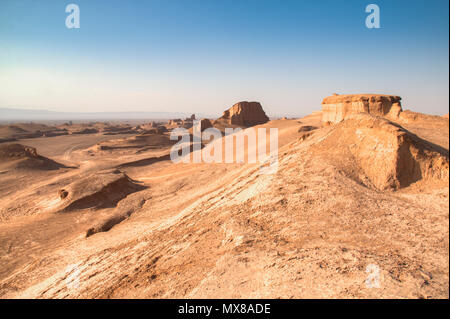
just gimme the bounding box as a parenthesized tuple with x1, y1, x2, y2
(0, 96, 448, 299)
(1, 0, 448, 303)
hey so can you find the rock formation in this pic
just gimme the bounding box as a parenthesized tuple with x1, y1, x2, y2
(188, 118, 213, 135)
(297, 125, 318, 132)
(321, 94, 402, 124)
(312, 113, 449, 190)
(0, 143, 38, 159)
(182, 121, 193, 129)
(156, 125, 168, 133)
(217, 101, 269, 127)
(72, 128, 99, 135)
(0, 143, 64, 170)
(168, 119, 182, 126)
(59, 169, 145, 212)
(198, 118, 213, 132)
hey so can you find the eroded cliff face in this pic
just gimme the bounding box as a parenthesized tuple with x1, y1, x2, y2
(217, 101, 269, 127)
(312, 113, 449, 190)
(322, 94, 402, 123)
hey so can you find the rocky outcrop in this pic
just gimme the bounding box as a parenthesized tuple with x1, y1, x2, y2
(182, 121, 193, 129)
(86, 196, 146, 238)
(0, 143, 65, 170)
(394, 110, 449, 125)
(298, 125, 318, 132)
(168, 119, 182, 126)
(42, 130, 69, 137)
(59, 169, 146, 212)
(0, 143, 38, 159)
(217, 101, 269, 127)
(322, 94, 402, 124)
(72, 128, 99, 135)
(312, 113, 449, 190)
(156, 125, 168, 133)
(188, 119, 214, 136)
(198, 118, 213, 132)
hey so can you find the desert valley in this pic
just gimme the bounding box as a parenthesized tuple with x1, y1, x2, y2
(0, 94, 448, 299)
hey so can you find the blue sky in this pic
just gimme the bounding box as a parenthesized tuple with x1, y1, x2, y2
(0, 0, 448, 116)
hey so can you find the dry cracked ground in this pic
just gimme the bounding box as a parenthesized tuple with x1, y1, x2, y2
(0, 111, 448, 299)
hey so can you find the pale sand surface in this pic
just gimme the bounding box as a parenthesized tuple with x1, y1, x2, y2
(0, 111, 448, 299)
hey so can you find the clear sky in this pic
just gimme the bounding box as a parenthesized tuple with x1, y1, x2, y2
(0, 0, 448, 117)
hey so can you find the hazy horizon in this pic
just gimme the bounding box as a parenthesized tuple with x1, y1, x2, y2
(0, 107, 217, 122)
(1, 0, 449, 116)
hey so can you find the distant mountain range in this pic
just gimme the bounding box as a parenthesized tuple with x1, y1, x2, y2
(0, 108, 214, 122)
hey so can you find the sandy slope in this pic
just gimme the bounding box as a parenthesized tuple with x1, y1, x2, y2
(0, 112, 448, 298)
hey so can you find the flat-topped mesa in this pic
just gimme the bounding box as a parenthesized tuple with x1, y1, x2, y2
(218, 101, 269, 127)
(321, 94, 402, 123)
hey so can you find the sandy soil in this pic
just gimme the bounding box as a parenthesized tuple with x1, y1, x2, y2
(0, 112, 448, 299)
(19, 133, 135, 158)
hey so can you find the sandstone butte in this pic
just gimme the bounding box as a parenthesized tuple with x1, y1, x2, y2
(217, 101, 269, 127)
(322, 94, 402, 124)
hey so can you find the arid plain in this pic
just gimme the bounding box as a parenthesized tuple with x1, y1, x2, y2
(0, 95, 448, 298)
